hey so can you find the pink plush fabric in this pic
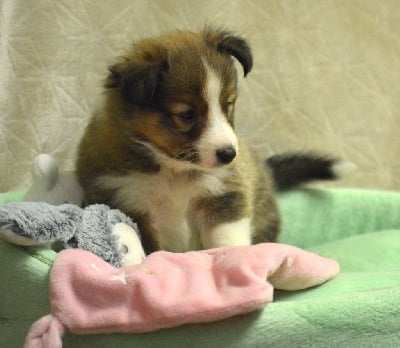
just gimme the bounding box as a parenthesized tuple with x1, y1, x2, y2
(24, 243, 339, 348)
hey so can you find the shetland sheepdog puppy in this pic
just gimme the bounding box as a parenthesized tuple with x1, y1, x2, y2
(77, 27, 352, 255)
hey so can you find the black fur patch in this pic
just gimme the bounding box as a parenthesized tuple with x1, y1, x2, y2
(108, 63, 166, 107)
(203, 27, 253, 77)
(267, 153, 337, 190)
(196, 191, 247, 228)
(124, 140, 161, 173)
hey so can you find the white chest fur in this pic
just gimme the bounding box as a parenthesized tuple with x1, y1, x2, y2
(97, 168, 226, 252)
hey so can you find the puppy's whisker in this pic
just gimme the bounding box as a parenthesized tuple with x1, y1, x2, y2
(176, 148, 200, 163)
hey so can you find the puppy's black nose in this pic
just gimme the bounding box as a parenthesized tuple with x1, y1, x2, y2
(216, 147, 236, 164)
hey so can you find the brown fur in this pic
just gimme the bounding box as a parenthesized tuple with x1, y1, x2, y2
(77, 27, 280, 254)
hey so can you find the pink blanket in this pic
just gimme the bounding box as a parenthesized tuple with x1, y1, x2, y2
(25, 243, 339, 348)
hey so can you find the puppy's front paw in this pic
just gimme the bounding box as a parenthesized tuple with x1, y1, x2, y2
(112, 223, 146, 266)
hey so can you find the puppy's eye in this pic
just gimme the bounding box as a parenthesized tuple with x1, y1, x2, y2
(222, 101, 235, 113)
(224, 101, 234, 107)
(179, 109, 196, 123)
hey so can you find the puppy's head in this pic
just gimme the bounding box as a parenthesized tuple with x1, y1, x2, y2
(105, 27, 253, 171)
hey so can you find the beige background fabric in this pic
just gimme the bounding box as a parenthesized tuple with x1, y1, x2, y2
(1, 0, 399, 192)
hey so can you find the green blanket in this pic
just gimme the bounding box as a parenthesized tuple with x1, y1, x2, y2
(1, 188, 399, 347)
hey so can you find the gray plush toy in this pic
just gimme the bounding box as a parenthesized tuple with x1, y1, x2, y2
(0, 154, 146, 267)
(0, 202, 146, 267)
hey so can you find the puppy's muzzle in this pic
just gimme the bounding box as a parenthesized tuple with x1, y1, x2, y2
(216, 146, 236, 165)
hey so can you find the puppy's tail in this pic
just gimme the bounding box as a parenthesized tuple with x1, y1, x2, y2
(266, 153, 356, 191)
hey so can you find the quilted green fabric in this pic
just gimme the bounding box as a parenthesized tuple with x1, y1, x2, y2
(1, 188, 399, 347)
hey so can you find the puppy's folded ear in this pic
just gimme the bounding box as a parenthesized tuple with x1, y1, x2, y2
(203, 27, 253, 77)
(105, 48, 168, 107)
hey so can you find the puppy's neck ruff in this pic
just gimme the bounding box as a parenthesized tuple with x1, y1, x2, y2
(96, 159, 228, 252)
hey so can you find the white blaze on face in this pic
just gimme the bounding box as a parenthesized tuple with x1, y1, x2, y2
(197, 63, 238, 168)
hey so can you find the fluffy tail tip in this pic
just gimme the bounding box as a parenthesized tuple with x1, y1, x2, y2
(330, 160, 357, 179)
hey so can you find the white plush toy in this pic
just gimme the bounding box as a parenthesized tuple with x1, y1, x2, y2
(23, 154, 84, 205)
